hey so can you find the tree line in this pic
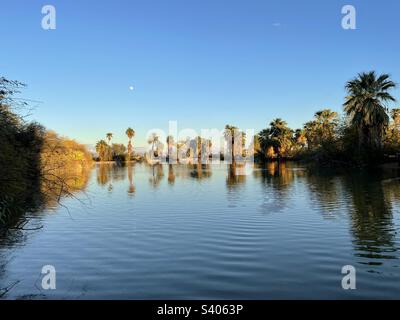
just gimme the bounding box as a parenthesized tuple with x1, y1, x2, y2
(95, 128, 136, 162)
(95, 72, 399, 167)
(255, 71, 399, 166)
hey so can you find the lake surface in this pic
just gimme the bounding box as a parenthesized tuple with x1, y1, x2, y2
(2, 162, 400, 299)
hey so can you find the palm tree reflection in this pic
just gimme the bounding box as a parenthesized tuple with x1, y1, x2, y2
(342, 170, 397, 265)
(127, 164, 136, 195)
(226, 163, 246, 188)
(148, 164, 164, 189)
(190, 163, 212, 180)
(97, 163, 128, 193)
(92, 161, 400, 269)
(303, 167, 399, 268)
(168, 164, 176, 185)
(253, 161, 294, 213)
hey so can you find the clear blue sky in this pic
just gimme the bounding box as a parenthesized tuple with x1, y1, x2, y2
(1, 0, 399, 147)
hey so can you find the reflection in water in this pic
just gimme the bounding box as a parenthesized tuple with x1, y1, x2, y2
(343, 171, 398, 265)
(96, 163, 128, 193)
(302, 167, 400, 267)
(225, 164, 247, 208)
(127, 164, 136, 195)
(226, 164, 246, 188)
(251, 162, 400, 268)
(96, 163, 112, 186)
(93, 162, 400, 266)
(2, 162, 400, 298)
(1, 161, 91, 296)
(190, 163, 212, 180)
(167, 165, 175, 185)
(253, 162, 295, 213)
(148, 164, 164, 189)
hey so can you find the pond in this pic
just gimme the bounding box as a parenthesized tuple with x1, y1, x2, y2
(1, 162, 400, 299)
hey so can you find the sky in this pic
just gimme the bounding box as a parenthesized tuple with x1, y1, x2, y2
(1, 0, 400, 147)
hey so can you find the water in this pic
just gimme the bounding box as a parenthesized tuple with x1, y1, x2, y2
(1, 162, 400, 299)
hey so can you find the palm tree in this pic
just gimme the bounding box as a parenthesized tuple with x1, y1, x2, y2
(263, 119, 293, 159)
(148, 133, 159, 157)
(303, 121, 318, 150)
(295, 129, 307, 148)
(96, 140, 109, 161)
(166, 135, 174, 162)
(205, 139, 212, 161)
(304, 109, 339, 149)
(315, 109, 339, 141)
(240, 131, 246, 157)
(196, 136, 203, 162)
(127, 164, 135, 195)
(344, 71, 396, 149)
(224, 125, 238, 162)
(106, 132, 113, 145)
(391, 109, 400, 127)
(126, 127, 135, 160)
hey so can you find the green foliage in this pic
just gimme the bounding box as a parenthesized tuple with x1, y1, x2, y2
(112, 143, 127, 161)
(344, 71, 395, 150)
(95, 139, 111, 161)
(0, 80, 45, 226)
(256, 72, 398, 167)
(95, 140, 128, 161)
(224, 124, 246, 160)
(125, 128, 135, 158)
(0, 77, 92, 227)
(258, 119, 294, 160)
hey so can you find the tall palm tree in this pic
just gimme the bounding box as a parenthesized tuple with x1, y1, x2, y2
(240, 131, 246, 157)
(224, 125, 238, 162)
(148, 133, 159, 157)
(196, 136, 203, 162)
(106, 132, 113, 145)
(126, 127, 135, 159)
(344, 71, 396, 149)
(166, 135, 174, 162)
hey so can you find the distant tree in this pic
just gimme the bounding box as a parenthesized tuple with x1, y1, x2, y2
(304, 109, 339, 149)
(258, 119, 293, 160)
(96, 140, 110, 161)
(166, 135, 174, 162)
(315, 109, 339, 141)
(125, 128, 135, 159)
(224, 125, 240, 162)
(112, 143, 126, 160)
(148, 133, 159, 157)
(195, 136, 203, 161)
(106, 133, 113, 145)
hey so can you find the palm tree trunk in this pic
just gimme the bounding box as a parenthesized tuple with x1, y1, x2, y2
(231, 136, 235, 164)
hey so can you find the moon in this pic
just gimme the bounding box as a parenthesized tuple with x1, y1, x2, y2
(129, 86, 134, 91)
